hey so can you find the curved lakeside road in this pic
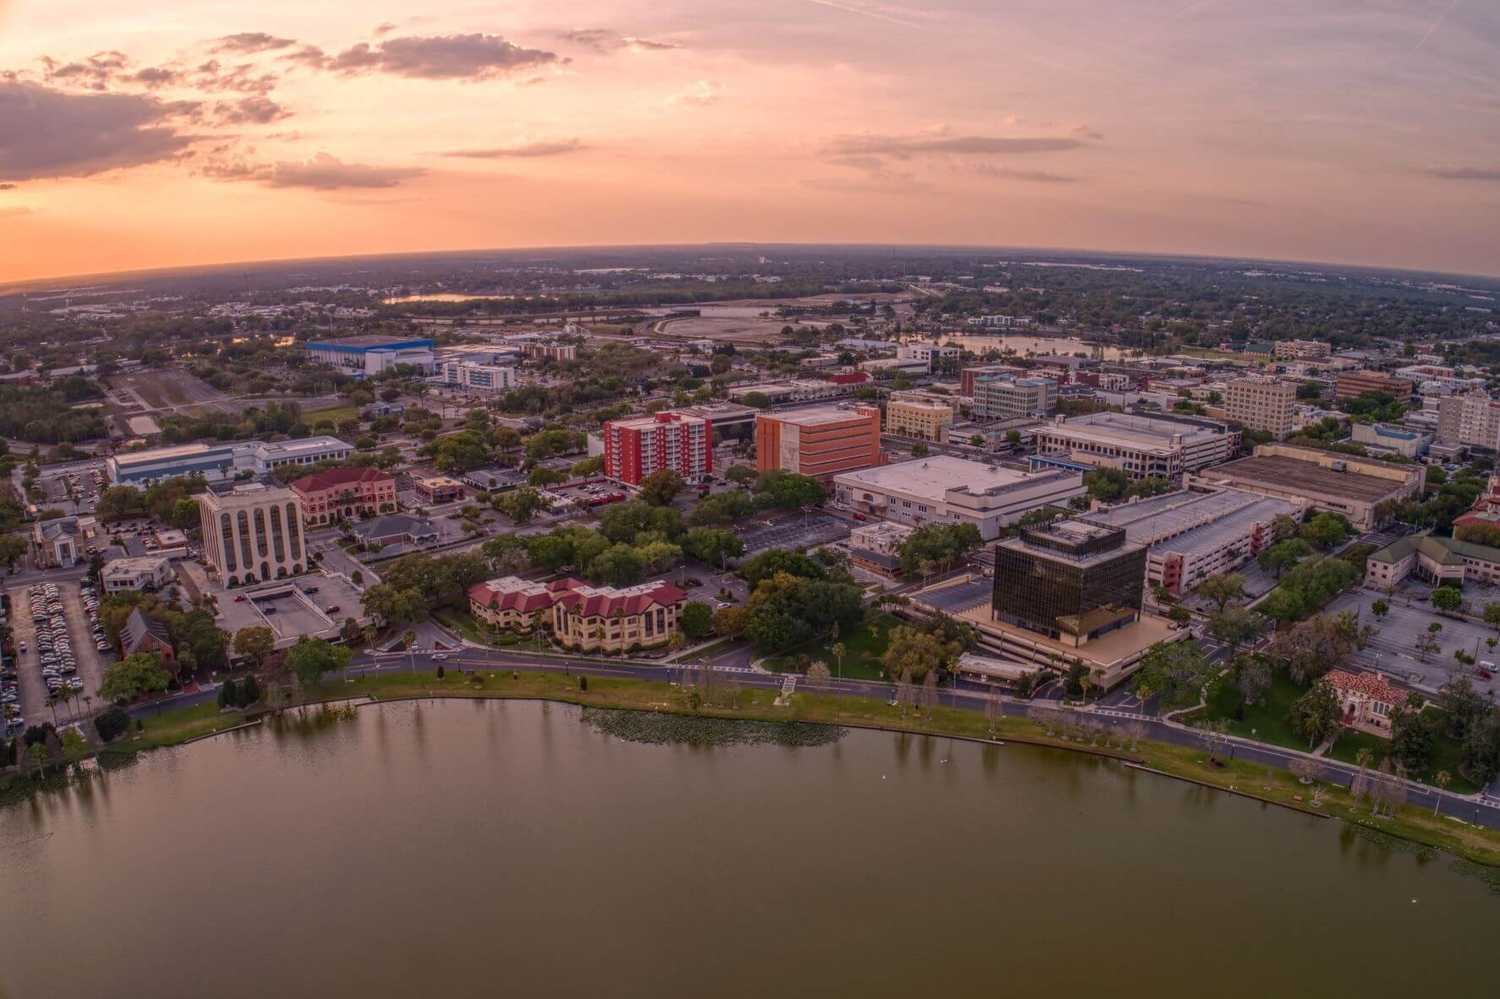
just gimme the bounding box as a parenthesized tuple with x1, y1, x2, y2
(128, 647, 1500, 833)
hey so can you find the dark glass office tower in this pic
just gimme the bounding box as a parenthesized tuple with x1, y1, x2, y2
(993, 520, 1146, 643)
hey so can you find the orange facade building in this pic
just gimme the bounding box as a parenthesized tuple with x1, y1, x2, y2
(755, 404, 883, 480)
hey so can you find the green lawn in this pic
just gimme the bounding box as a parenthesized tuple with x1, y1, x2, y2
(1323, 709, 1483, 795)
(1326, 729, 1390, 767)
(762, 612, 898, 680)
(305, 403, 360, 426)
(1195, 670, 1310, 750)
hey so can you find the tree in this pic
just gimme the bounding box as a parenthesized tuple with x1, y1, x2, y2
(1299, 512, 1350, 549)
(589, 544, 648, 586)
(882, 625, 961, 683)
(1233, 654, 1273, 706)
(360, 582, 427, 627)
(430, 430, 493, 473)
(724, 465, 757, 486)
(1431, 586, 1463, 614)
(94, 706, 131, 743)
(1197, 573, 1246, 613)
(232, 626, 275, 668)
(1257, 538, 1313, 580)
(1484, 603, 1500, 631)
(1208, 606, 1262, 654)
(1433, 770, 1452, 816)
(680, 601, 714, 640)
(482, 534, 531, 575)
(528, 466, 567, 487)
(910, 441, 929, 458)
(639, 469, 685, 506)
(494, 487, 545, 523)
(0, 533, 26, 570)
(1391, 694, 1436, 772)
(712, 605, 748, 637)
(681, 527, 744, 566)
(1371, 599, 1389, 620)
(830, 641, 846, 678)
(897, 523, 982, 576)
(1083, 467, 1129, 503)
(806, 662, 831, 682)
(753, 470, 825, 509)
(1416, 621, 1443, 662)
(1132, 640, 1215, 708)
(286, 637, 351, 687)
(99, 652, 171, 703)
(1289, 679, 1341, 748)
(1270, 613, 1364, 683)
(739, 548, 826, 586)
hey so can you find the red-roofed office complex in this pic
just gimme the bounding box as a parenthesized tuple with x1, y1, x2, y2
(289, 467, 398, 526)
(469, 576, 687, 652)
(602, 411, 713, 486)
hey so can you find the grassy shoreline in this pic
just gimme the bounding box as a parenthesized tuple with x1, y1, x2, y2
(13, 668, 1500, 868)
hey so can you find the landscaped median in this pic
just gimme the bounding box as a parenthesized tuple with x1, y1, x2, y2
(55, 669, 1500, 869)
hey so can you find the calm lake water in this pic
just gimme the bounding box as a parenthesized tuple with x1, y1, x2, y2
(0, 701, 1493, 998)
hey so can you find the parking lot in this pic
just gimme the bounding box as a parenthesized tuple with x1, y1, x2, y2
(215, 572, 364, 648)
(4, 580, 111, 729)
(1330, 585, 1500, 697)
(737, 513, 850, 555)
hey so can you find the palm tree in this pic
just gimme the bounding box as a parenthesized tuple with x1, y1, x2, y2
(1433, 771, 1452, 816)
(831, 642, 846, 679)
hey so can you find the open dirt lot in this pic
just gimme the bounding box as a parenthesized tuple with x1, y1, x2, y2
(110, 369, 231, 412)
(656, 316, 794, 344)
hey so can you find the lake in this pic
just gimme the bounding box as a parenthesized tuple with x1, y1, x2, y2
(0, 701, 1493, 998)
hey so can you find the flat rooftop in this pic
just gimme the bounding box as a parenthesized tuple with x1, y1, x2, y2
(1203, 454, 1404, 502)
(1042, 412, 1225, 449)
(308, 335, 433, 348)
(835, 455, 1026, 498)
(766, 405, 873, 427)
(1083, 488, 1300, 552)
(113, 442, 231, 465)
(257, 435, 353, 456)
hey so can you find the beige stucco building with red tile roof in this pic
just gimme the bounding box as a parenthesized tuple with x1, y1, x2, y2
(469, 576, 688, 652)
(1325, 669, 1409, 736)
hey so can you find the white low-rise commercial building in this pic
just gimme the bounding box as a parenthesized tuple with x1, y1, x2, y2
(833, 456, 1086, 541)
(108, 443, 241, 486)
(242, 436, 354, 476)
(100, 556, 175, 593)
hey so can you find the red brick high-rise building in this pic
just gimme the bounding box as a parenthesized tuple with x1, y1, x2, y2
(603, 411, 714, 486)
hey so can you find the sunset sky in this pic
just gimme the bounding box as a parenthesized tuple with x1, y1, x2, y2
(2, 0, 1498, 282)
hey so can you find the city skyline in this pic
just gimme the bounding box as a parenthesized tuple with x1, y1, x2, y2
(2, 0, 1499, 282)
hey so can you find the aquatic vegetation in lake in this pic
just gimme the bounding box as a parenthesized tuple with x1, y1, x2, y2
(581, 708, 844, 748)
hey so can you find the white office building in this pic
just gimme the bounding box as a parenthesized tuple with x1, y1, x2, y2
(441, 361, 515, 392)
(896, 343, 962, 371)
(833, 456, 1086, 541)
(1031, 412, 1238, 480)
(242, 436, 354, 476)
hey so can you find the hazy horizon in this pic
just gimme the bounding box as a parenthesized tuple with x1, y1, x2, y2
(3, 1, 1499, 282)
(9, 240, 1500, 294)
